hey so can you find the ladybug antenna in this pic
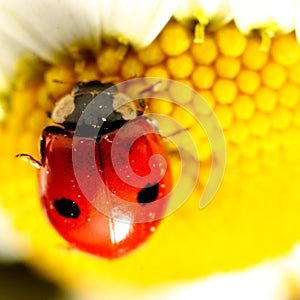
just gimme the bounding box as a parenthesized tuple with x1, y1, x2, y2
(52, 79, 74, 85)
(15, 154, 42, 169)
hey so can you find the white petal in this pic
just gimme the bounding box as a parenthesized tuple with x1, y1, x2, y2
(0, 208, 31, 260)
(74, 260, 289, 300)
(0, 32, 26, 74)
(174, 0, 233, 30)
(98, 0, 179, 49)
(145, 264, 287, 300)
(228, 0, 295, 35)
(0, 30, 34, 89)
(294, 1, 300, 42)
(0, 0, 102, 63)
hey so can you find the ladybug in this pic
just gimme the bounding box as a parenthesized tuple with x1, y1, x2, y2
(18, 81, 172, 259)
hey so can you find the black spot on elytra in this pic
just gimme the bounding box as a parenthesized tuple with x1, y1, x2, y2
(54, 198, 81, 219)
(137, 183, 159, 206)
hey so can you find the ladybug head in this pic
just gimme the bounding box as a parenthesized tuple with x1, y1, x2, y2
(51, 81, 146, 136)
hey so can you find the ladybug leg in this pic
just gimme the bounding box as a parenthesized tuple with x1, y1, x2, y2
(15, 153, 42, 169)
(162, 126, 193, 139)
(130, 80, 162, 113)
(138, 80, 162, 97)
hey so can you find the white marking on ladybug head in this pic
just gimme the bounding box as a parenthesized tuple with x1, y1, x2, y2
(112, 92, 139, 120)
(51, 94, 75, 124)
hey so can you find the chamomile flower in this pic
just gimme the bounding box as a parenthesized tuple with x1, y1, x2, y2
(1, 1, 300, 300)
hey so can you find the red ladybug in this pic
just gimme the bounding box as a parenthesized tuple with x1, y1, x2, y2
(18, 81, 172, 259)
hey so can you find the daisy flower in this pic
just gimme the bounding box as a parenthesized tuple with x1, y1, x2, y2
(1, 0, 300, 299)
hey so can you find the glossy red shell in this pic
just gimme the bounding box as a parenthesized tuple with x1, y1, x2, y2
(39, 117, 172, 258)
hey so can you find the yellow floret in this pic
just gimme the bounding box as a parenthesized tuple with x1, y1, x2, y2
(137, 40, 166, 66)
(120, 54, 145, 79)
(239, 137, 259, 158)
(166, 53, 195, 79)
(10, 85, 37, 118)
(241, 37, 268, 70)
(169, 82, 194, 104)
(261, 62, 287, 89)
(97, 44, 122, 76)
(148, 98, 174, 116)
(77, 62, 101, 82)
(261, 130, 279, 152)
(271, 106, 292, 130)
(254, 86, 278, 112)
(191, 66, 216, 89)
(214, 104, 233, 129)
(227, 120, 249, 144)
(248, 112, 271, 137)
(216, 23, 247, 57)
(144, 65, 169, 78)
(197, 138, 211, 161)
(232, 94, 255, 120)
(44, 66, 75, 100)
(293, 107, 300, 127)
(191, 36, 218, 65)
(171, 104, 195, 128)
(271, 33, 300, 66)
(239, 156, 260, 174)
(279, 82, 300, 109)
(37, 84, 54, 112)
(289, 61, 300, 84)
(236, 69, 260, 94)
(196, 90, 215, 110)
(26, 108, 48, 134)
(215, 56, 241, 79)
(213, 79, 238, 104)
(159, 21, 193, 56)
